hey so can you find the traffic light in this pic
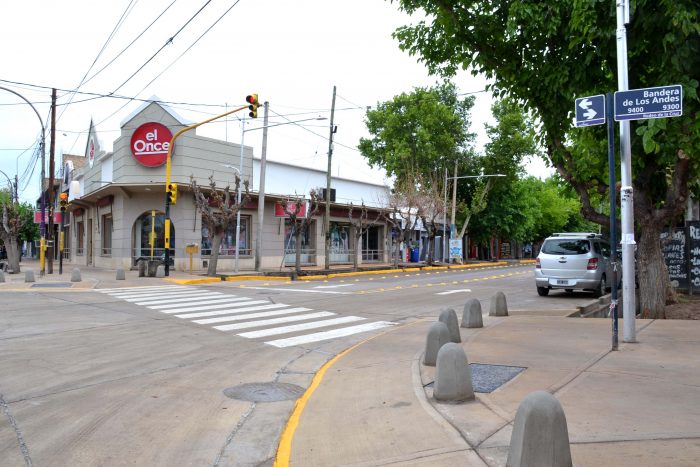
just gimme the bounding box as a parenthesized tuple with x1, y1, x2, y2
(167, 183, 178, 205)
(246, 94, 259, 118)
(59, 192, 69, 210)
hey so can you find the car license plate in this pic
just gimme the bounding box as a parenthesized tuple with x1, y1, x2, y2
(552, 279, 571, 286)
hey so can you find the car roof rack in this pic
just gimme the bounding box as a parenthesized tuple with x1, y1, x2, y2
(551, 232, 602, 238)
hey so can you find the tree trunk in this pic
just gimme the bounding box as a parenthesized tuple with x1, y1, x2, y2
(295, 223, 302, 276)
(353, 235, 360, 271)
(3, 235, 21, 273)
(207, 231, 222, 276)
(636, 221, 668, 319)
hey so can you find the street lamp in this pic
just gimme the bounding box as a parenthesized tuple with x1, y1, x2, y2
(443, 172, 505, 263)
(229, 108, 327, 273)
(0, 169, 17, 203)
(0, 86, 45, 271)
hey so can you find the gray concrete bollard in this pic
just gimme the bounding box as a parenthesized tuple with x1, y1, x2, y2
(438, 308, 461, 343)
(0, 270, 5, 283)
(433, 342, 475, 402)
(24, 269, 35, 283)
(71, 268, 82, 282)
(423, 321, 450, 367)
(507, 391, 573, 467)
(138, 260, 146, 277)
(116, 268, 126, 280)
(461, 298, 484, 328)
(155, 265, 165, 278)
(489, 291, 509, 317)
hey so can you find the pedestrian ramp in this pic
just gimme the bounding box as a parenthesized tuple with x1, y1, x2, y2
(96, 285, 394, 348)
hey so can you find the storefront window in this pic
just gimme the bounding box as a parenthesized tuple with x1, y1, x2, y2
(132, 211, 174, 260)
(329, 222, 350, 263)
(201, 216, 250, 256)
(102, 214, 113, 256)
(284, 219, 315, 265)
(76, 221, 84, 255)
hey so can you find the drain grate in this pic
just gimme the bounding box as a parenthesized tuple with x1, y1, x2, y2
(31, 282, 73, 288)
(223, 382, 305, 402)
(425, 363, 526, 393)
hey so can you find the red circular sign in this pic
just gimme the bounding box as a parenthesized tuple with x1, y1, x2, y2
(130, 122, 173, 167)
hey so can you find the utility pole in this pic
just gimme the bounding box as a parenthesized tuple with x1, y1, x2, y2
(616, 0, 636, 342)
(47, 88, 56, 274)
(324, 86, 336, 271)
(255, 102, 270, 272)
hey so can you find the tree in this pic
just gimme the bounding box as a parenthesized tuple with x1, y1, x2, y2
(0, 189, 27, 273)
(391, 0, 700, 318)
(416, 175, 446, 265)
(282, 191, 321, 276)
(347, 202, 382, 271)
(359, 81, 476, 185)
(382, 178, 424, 267)
(191, 175, 250, 276)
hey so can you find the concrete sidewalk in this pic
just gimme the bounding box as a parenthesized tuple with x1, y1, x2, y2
(284, 314, 700, 466)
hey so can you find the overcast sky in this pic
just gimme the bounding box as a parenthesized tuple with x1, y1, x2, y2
(0, 0, 550, 204)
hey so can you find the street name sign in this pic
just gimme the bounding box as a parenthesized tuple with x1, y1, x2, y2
(574, 94, 606, 127)
(614, 84, 683, 121)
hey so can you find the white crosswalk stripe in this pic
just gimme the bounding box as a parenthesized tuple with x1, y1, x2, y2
(97, 285, 395, 348)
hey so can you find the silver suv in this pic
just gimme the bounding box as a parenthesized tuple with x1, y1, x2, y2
(535, 233, 616, 297)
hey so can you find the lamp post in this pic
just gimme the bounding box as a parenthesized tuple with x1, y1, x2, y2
(225, 112, 327, 273)
(0, 86, 45, 271)
(0, 169, 16, 203)
(444, 172, 505, 262)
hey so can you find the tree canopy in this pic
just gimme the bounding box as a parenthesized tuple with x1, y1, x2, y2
(391, 0, 699, 317)
(359, 81, 476, 185)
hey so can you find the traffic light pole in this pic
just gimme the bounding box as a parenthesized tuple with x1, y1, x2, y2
(163, 105, 247, 276)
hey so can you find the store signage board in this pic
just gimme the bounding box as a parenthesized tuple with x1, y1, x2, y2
(130, 122, 173, 167)
(614, 84, 683, 121)
(574, 94, 606, 127)
(275, 201, 307, 217)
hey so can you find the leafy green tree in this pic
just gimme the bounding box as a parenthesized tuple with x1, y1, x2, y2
(359, 81, 476, 185)
(0, 189, 31, 273)
(391, 0, 700, 317)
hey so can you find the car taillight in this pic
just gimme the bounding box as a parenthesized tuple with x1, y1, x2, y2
(536, 258, 541, 269)
(587, 258, 598, 270)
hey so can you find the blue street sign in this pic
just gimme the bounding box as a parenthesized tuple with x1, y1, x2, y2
(614, 84, 683, 121)
(574, 94, 606, 127)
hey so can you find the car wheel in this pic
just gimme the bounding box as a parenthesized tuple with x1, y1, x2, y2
(537, 286, 550, 296)
(564, 288, 574, 293)
(593, 276, 606, 298)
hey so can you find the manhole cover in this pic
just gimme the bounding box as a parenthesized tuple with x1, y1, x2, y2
(425, 363, 526, 393)
(223, 382, 305, 402)
(31, 282, 73, 288)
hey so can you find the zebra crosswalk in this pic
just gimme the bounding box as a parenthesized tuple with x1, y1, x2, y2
(97, 285, 394, 348)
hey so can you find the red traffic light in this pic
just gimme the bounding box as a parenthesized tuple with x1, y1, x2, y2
(246, 94, 258, 105)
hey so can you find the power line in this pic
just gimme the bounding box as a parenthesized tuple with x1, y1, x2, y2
(108, 0, 213, 96)
(82, 0, 179, 88)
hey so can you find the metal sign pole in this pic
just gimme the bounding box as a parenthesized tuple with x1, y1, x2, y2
(607, 93, 619, 350)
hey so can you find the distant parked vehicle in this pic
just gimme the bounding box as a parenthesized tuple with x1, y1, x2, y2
(535, 232, 618, 297)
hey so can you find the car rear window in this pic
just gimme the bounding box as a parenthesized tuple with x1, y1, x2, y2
(542, 239, 591, 255)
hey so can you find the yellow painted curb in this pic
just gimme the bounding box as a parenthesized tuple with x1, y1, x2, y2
(164, 277, 222, 285)
(297, 274, 329, 281)
(224, 275, 289, 282)
(421, 266, 448, 271)
(273, 320, 423, 467)
(402, 267, 421, 273)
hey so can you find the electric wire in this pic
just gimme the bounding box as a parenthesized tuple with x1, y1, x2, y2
(108, 0, 213, 96)
(81, 0, 179, 89)
(95, 0, 244, 128)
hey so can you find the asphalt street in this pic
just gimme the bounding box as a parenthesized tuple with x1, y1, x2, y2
(0, 263, 599, 465)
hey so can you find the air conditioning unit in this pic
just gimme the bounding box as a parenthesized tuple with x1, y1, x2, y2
(321, 188, 336, 202)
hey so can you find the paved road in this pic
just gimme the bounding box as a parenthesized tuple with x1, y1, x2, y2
(0, 263, 598, 466)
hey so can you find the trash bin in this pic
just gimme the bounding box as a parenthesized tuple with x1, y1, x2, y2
(410, 248, 420, 262)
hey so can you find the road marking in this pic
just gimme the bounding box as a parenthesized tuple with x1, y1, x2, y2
(173, 302, 284, 319)
(123, 291, 215, 302)
(148, 296, 251, 310)
(238, 286, 352, 295)
(192, 307, 312, 324)
(313, 284, 354, 289)
(133, 293, 224, 306)
(213, 312, 336, 332)
(436, 289, 472, 295)
(97, 285, 187, 293)
(265, 321, 395, 348)
(238, 316, 366, 339)
(156, 298, 266, 314)
(106, 289, 204, 299)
